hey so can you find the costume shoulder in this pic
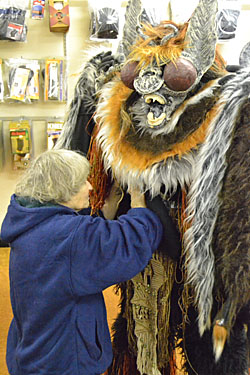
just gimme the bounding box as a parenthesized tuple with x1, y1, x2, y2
(55, 50, 122, 153)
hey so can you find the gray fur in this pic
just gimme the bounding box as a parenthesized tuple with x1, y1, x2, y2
(96, 67, 250, 338)
(55, 48, 110, 150)
(184, 67, 250, 335)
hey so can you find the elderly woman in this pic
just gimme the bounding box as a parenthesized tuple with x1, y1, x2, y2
(1, 149, 163, 375)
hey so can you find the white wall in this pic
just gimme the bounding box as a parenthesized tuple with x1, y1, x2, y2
(0, 0, 250, 227)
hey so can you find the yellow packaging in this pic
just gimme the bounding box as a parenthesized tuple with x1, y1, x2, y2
(10, 68, 31, 102)
(9, 120, 31, 169)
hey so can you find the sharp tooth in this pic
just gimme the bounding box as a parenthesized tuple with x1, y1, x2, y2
(148, 112, 154, 121)
(147, 112, 166, 126)
(144, 94, 165, 105)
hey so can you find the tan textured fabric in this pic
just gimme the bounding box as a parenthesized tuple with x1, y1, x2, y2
(0, 248, 12, 375)
(131, 255, 166, 375)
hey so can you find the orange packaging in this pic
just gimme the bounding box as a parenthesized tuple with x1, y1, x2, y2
(49, 0, 70, 33)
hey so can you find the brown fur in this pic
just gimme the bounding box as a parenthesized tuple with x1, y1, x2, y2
(128, 22, 188, 69)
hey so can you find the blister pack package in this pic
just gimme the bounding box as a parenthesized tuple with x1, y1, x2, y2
(0, 0, 29, 42)
(217, 0, 241, 42)
(89, 0, 120, 41)
(5, 58, 41, 103)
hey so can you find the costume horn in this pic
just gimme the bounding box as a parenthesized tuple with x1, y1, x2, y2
(117, 0, 143, 58)
(212, 299, 232, 362)
(181, 0, 218, 82)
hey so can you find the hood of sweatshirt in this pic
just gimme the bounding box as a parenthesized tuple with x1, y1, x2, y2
(0, 194, 75, 244)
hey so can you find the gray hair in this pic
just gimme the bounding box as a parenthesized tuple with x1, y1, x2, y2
(15, 149, 90, 204)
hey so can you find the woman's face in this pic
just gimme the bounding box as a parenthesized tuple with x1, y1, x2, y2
(64, 180, 93, 211)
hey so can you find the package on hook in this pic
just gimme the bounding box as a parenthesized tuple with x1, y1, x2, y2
(217, 0, 241, 42)
(47, 120, 64, 149)
(44, 58, 67, 102)
(5, 58, 40, 103)
(0, 0, 29, 42)
(9, 119, 31, 170)
(89, 0, 120, 41)
(140, 0, 169, 27)
(49, 0, 70, 33)
(31, 0, 45, 20)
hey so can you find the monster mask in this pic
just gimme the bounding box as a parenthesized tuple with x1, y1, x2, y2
(95, 0, 226, 196)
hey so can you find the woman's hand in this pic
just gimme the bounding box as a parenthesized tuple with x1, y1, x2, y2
(129, 188, 146, 208)
(102, 181, 123, 220)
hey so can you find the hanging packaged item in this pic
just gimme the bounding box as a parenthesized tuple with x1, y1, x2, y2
(0, 59, 4, 102)
(89, 0, 120, 41)
(9, 120, 31, 170)
(5, 58, 40, 103)
(217, 0, 241, 42)
(47, 120, 64, 149)
(0, 0, 29, 42)
(44, 58, 67, 102)
(31, 0, 45, 20)
(140, 0, 169, 26)
(49, 0, 70, 33)
(25, 62, 40, 101)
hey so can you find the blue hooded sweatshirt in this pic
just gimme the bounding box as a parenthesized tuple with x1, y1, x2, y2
(1, 194, 163, 375)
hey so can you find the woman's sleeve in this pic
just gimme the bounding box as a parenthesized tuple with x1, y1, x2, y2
(69, 208, 163, 296)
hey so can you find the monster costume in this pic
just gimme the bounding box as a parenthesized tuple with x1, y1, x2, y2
(56, 0, 250, 374)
